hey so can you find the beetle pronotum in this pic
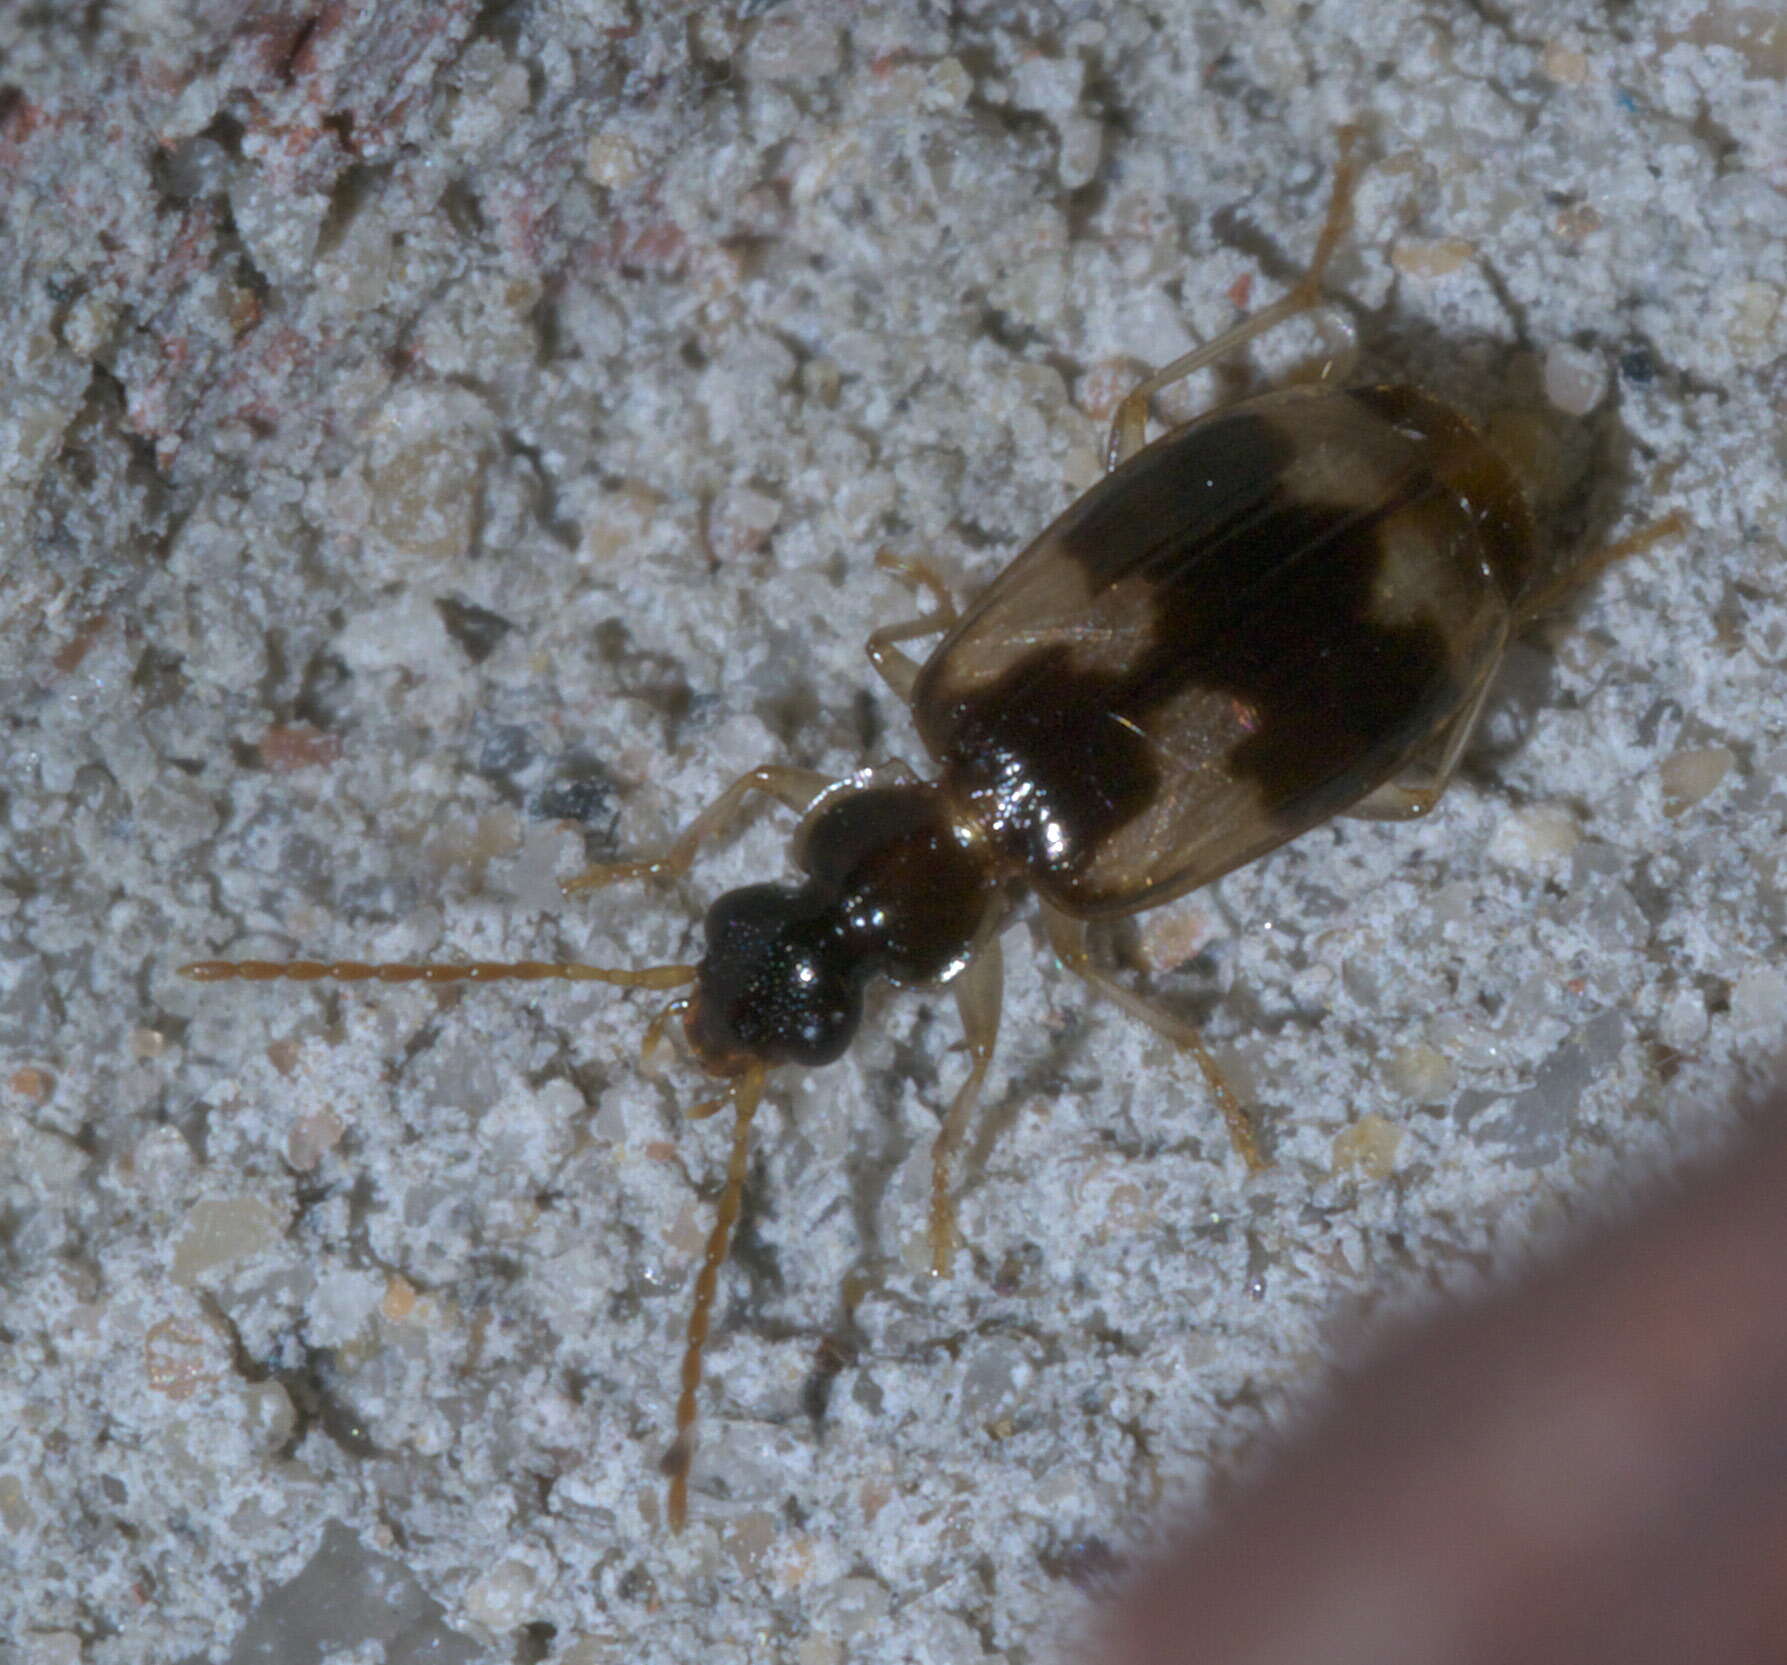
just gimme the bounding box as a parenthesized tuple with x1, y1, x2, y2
(184, 128, 1681, 1529)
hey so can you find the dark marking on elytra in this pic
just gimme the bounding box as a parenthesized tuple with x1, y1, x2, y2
(930, 397, 1477, 885)
(937, 642, 1161, 885)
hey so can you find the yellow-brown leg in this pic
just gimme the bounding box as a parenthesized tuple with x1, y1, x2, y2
(1044, 909, 1268, 1173)
(926, 937, 1004, 1278)
(1513, 511, 1688, 632)
(866, 550, 961, 702)
(1106, 125, 1365, 470)
(664, 1065, 766, 1533)
(563, 764, 832, 895)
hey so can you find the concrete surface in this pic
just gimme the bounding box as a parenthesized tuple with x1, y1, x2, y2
(2, 2, 1784, 1662)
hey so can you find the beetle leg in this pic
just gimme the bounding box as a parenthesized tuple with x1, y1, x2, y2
(1043, 909, 1269, 1174)
(1513, 510, 1688, 631)
(1105, 125, 1365, 470)
(563, 764, 833, 894)
(665, 1064, 766, 1532)
(926, 936, 1004, 1278)
(867, 550, 962, 702)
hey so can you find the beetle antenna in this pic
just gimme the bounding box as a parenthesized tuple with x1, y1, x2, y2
(663, 1063, 766, 1533)
(178, 958, 698, 991)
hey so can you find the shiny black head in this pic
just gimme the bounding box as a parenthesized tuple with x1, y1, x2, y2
(685, 882, 865, 1072)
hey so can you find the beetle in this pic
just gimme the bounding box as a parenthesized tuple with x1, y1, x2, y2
(182, 129, 1680, 1529)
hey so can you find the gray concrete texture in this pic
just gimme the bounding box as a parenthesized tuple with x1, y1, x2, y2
(2, 1, 1784, 1661)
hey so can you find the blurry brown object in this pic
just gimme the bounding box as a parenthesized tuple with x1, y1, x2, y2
(1098, 1118, 1787, 1665)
